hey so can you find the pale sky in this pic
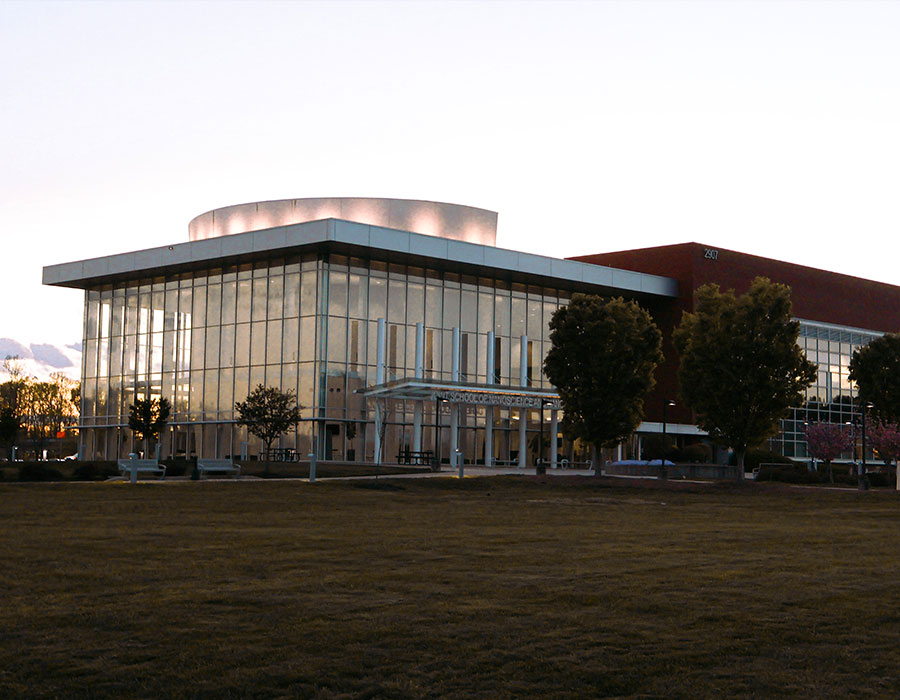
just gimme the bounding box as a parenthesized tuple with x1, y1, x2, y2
(3, 0, 899, 348)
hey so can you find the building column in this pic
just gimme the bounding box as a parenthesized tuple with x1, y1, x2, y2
(550, 409, 558, 469)
(485, 330, 495, 467)
(413, 322, 424, 453)
(374, 318, 386, 464)
(450, 327, 460, 469)
(518, 334, 528, 469)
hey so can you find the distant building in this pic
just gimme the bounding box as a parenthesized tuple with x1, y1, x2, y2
(43, 198, 900, 464)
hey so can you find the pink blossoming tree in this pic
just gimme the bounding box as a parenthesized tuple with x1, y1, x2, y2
(868, 421, 900, 490)
(803, 422, 854, 484)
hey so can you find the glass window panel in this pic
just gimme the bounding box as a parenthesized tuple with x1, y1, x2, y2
(95, 378, 108, 417)
(192, 285, 206, 328)
(299, 317, 316, 363)
(208, 283, 224, 327)
(251, 278, 267, 322)
(478, 293, 493, 334)
(460, 291, 476, 332)
(125, 295, 138, 336)
(150, 332, 163, 373)
(220, 325, 235, 368)
(234, 367, 250, 407)
(175, 371, 190, 414)
(369, 277, 387, 320)
(220, 281, 235, 325)
(124, 334, 137, 375)
(511, 297, 526, 337)
(236, 279, 251, 324)
(282, 318, 299, 364)
(329, 270, 348, 317)
(494, 293, 510, 336)
(284, 273, 300, 317)
(235, 323, 251, 367)
(425, 284, 442, 327)
(204, 370, 218, 417)
(328, 317, 347, 363)
(407, 283, 424, 325)
(190, 371, 203, 416)
(299, 363, 315, 410)
(266, 320, 282, 364)
(265, 364, 281, 388)
(204, 327, 220, 369)
(219, 367, 234, 417)
(109, 336, 122, 377)
(249, 365, 265, 393)
(268, 275, 283, 320)
(152, 291, 164, 333)
(162, 331, 175, 373)
(100, 301, 111, 339)
(388, 324, 403, 376)
(443, 287, 460, 328)
(442, 330, 453, 380)
(108, 375, 121, 420)
(86, 297, 99, 340)
(138, 334, 149, 375)
(179, 287, 193, 317)
(511, 336, 521, 382)
(139, 295, 151, 334)
(282, 363, 298, 396)
(250, 321, 266, 366)
(527, 299, 542, 338)
(388, 279, 406, 323)
(300, 271, 317, 316)
(165, 290, 177, 332)
(98, 339, 109, 378)
(84, 339, 98, 378)
(348, 320, 364, 369)
(82, 378, 96, 418)
(349, 273, 367, 319)
(190, 327, 205, 369)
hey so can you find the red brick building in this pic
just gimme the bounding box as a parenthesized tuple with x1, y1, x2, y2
(572, 243, 900, 458)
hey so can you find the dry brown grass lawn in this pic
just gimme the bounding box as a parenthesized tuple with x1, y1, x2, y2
(2, 476, 900, 699)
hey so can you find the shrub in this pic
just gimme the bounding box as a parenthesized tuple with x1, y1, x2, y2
(755, 463, 826, 484)
(730, 448, 793, 471)
(18, 463, 64, 482)
(641, 434, 673, 461)
(160, 459, 191, 477)
(72, 462, 120, 481)
(672, 443, 711, 464)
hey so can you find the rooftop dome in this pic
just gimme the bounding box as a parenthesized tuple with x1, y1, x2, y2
(188, 197, 498, 246)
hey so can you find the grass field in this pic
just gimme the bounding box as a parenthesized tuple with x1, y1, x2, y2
(3, 476, 900, 699)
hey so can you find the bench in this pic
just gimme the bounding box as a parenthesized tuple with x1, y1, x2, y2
(118, 459, 166, 483)
(197, 459, 241, 479)
(395, 449, 434, 465)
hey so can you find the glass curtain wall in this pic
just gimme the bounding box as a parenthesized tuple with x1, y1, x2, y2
(779, 321, 882, 460)
(78, 251, 577, 464)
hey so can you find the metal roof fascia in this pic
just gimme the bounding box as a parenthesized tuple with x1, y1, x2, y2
(43, 218, 678, 298)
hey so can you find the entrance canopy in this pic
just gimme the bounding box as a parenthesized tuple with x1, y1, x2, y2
(358, 378, 561, 410)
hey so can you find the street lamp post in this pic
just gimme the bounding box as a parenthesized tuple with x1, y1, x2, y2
(661, 399, 676, 480)
(860, 401, 874, 490)
(434, 396, 444, 471)
(537, 398, 553, 475)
